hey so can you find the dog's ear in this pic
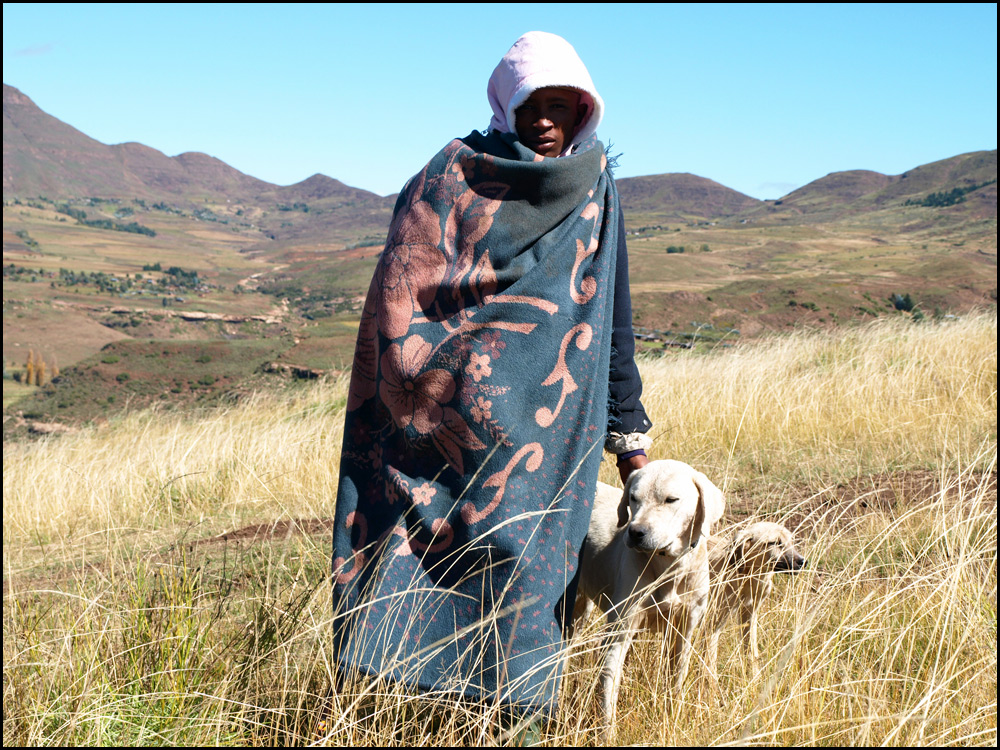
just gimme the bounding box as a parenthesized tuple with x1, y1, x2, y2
(727, 529, 750, 568)
(693, 470, 725, 537)
(727, 540, 744, 567)
(616, 472, 637, 528)
(691, 478, 708, 548)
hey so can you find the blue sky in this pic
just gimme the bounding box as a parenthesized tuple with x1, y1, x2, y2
(3, 3, 997, 199)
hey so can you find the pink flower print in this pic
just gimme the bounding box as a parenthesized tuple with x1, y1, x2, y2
(375, 200, 447, 340)
(367, 443, 383, 469)
(459, 375, 479, 404)
(379, 336, 486, 476)
(465, 352, 492, 383)
(386, 483, 400, 505)
(411, 482, 437, 506)
(479, 330, 506, 358)
(470, 396, 493, 425)
(380, 335, 456, 435)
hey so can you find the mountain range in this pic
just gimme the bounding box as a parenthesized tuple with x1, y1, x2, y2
(5, 83, 995, 240)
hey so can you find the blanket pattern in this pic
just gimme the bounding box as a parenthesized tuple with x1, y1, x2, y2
(332, 129, 619, 712)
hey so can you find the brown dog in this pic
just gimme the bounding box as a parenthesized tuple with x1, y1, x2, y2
(705, 521, 806, 681)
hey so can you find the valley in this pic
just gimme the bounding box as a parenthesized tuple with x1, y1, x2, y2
(3, 82, 996, 437)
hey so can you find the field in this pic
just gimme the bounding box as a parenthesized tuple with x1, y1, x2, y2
(3, 313, 996, 746)
(622, 213, 996, 340)
(5, 187, 997, 439)
(2, 196, 378, 436)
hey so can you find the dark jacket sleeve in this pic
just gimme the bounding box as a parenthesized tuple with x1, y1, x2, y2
(608, 209, 652, 438)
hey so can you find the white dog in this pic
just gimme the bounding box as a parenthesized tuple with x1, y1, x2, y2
(705, 521, 807, 682)
(573, 459, 725, 729)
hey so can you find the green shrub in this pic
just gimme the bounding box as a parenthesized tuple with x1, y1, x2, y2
(891, 293, 915, 312)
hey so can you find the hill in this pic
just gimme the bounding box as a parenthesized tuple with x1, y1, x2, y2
(772, 170, 894, 212)
(4, 84, 145, 199)
(758, 150, 997, 223)
(3, 84, 398, 245)
(5, 84, 273, 200)
(615, 172, 761, 220)
(2, 82, 996, 436)
(7, 80, 994, 232)
(110, 141, 273, 199)
(3, 84, 296, 201)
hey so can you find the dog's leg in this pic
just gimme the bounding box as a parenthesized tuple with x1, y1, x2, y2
(739, 603, 760, 673)
(562, 596, 594, 677)
(669, 602, 705, 700)
(599, 623, 635, 736)
(748, 606, 760, 671)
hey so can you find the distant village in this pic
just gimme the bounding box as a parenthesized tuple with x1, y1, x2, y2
(3, 261, 217, 303)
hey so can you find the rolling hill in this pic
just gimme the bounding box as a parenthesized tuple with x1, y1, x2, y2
(3, 84, 396, 242)
(3, 81, 996, 437)
(4, 84, 357, 203)
(615, 172, 761, 220)
(765, 150, 997, 222)
(5, 82, 996, 232)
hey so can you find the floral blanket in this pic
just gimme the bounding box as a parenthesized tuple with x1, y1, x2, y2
(332, 129, 619, 713)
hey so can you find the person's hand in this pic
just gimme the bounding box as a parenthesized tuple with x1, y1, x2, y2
(616, 453, 649, 527)
(617, 453, 648, 487)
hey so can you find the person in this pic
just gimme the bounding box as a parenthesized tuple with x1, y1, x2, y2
(330, 30, 651, 720)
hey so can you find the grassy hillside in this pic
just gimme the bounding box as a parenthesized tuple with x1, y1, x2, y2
(770, 151, 997, 219)
(615, 172, 761, 220)
(3, 314, 995, 745)
(6, 183, 996, 434)
(3, 85, 997, 433)
(622, 214, 996, 341)
(2, 193, 371, 434)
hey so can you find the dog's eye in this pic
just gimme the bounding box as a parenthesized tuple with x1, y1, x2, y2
(663, 496, 679, 504)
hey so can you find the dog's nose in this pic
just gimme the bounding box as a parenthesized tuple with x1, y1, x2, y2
(627, 526, 646, 546)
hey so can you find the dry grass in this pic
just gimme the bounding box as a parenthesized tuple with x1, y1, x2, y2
(3, 313, 996, 746)
(3, 383, 350, 544)
(629, 310, 997, 490)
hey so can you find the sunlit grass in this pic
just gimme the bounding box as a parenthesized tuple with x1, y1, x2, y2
(3, 313, 996, 745)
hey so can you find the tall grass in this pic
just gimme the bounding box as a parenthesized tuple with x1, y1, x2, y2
(632, 311, 997, 486)
(3, 313, 997, 745)
(3, 383, 349, 544)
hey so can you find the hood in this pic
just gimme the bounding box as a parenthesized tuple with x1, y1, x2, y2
(486, 31, 604, 150)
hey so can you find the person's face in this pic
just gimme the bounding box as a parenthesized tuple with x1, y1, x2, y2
(514, 87, 586, 157)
